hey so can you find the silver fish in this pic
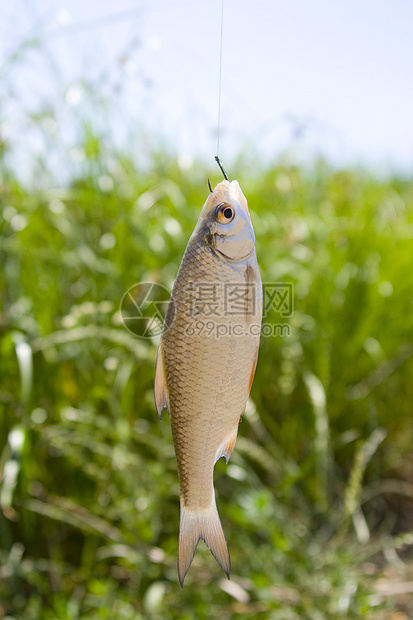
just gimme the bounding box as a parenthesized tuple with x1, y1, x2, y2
(155, 179, 262, 586)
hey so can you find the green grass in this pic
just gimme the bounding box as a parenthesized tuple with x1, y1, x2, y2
(1, 141, 413, 618)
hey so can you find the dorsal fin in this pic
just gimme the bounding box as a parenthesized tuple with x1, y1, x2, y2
(154, 341, 169, 420)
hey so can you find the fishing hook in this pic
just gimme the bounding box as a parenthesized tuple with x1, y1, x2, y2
(215, 156, 229, 181)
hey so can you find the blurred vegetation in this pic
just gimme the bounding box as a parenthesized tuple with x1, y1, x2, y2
(1, 123, 413, 620)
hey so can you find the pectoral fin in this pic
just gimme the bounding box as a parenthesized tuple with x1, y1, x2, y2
(248, 349, 259, 395)
(154, 341, 169, 420)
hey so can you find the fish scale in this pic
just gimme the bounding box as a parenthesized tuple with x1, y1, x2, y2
(155, 180, 262, 586)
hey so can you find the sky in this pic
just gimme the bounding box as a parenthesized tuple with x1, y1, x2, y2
(1, 0, 413, 175)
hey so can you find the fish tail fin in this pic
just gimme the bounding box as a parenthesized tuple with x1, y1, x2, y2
(178, 497, 230, 588)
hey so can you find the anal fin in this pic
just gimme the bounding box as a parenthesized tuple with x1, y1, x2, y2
(154, 341, 169, 420)
(215, 426, 238, 464)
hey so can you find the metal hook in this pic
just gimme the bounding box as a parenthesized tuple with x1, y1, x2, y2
(208, 179, 213, 193)
(215, 156, 229, 181)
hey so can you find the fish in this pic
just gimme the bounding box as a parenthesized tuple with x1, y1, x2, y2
(154, 179, 262, 587)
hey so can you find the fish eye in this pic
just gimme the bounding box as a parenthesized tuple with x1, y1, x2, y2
(216, 203, 235, 224)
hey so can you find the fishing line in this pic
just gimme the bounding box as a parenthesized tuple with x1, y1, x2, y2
(215, 0, 227, 178)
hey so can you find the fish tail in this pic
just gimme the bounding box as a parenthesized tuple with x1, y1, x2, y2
(178, 496, 230, 588)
